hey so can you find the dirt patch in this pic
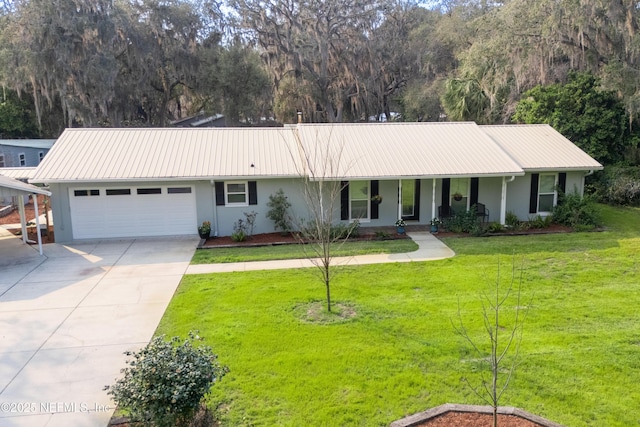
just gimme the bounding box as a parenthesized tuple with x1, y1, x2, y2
(414, 412, 543, 426)
(292, 301, 358, 324)
(0, 194, 48, 224)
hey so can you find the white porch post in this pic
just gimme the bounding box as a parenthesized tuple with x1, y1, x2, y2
(397, 179, 402, 220)
(500, 176, 515, 225)
(500, 177, 507, 225)
(432, 179, 436, 221)
(18, 194, 27, 243)
(33, 193, 44, 255)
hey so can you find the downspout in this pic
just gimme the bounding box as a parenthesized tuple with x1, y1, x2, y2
(500, 176, 516, 225)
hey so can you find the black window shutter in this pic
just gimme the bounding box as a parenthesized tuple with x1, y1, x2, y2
(370, 180, 379, 219)
(441, 178, 450, 208)
(558, 173, 567, 193)
(413, 179, 421, 220)
(248, 181, 257, 205)
(340, 181, 349, 220)
(470, 177, 479, 207)
(529, 173, 539, 214)
(215, 182, 225, 206)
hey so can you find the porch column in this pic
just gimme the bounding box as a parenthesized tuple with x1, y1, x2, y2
(500, 176, 515, 225)
(432, 179, 436, 222)
(33, 193, 44, 256)
(18, 194, 27, 243)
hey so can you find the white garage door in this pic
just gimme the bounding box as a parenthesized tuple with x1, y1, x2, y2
(69, 185, 197, 239)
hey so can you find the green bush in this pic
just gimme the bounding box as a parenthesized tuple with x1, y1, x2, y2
(553, 191, 601, 230)
(486, 222, 505, 233)
(442, 209, 479, 233)
(504, 211, 520, 229)
(528, 214, 553, 229)
(105, 332, 228, 427)
(266, 189, 292, 233)
(590, 166, 640, 206)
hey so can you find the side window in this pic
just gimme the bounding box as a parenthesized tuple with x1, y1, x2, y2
(0, 153, 5, 167)
(226, 181, 248, 206)
(538, 174, 557, 213)
(350, 180, 369, 220)
(19, 153, 26, 166)
(39, 151, 45, 163)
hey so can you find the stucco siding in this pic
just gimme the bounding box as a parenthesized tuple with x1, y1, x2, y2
(506, 175, 533, 220)
(478, 177, 503, 222)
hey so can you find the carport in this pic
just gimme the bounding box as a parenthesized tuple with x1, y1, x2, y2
(0, 174, 51, 255)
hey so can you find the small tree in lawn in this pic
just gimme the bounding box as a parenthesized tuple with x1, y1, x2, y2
(452, 258, 530, 427)
(291, 127, 357, 313)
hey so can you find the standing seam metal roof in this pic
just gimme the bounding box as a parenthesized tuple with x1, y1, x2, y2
(30, 123, 601, 183)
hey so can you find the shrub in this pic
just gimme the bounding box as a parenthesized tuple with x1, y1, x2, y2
(486, 222, 505, 233)
(553, 191, 600, 230)
(504, 211, 520, 229)
(266, 189, 292, 233)
(105, 332, 228, 427)
(528, 214, 553, 229)
(374, 230, 391, 240)
(442, 209, 478, 233)
(590, 166, 640, 206)
(243, 211, 258, 237)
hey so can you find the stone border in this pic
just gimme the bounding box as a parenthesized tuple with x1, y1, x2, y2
(390, 404, 566, 427)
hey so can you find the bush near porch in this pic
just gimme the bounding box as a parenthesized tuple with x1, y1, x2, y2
(156, 205, 640, 427)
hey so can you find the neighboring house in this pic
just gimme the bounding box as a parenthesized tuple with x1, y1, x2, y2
(0, 140, 56, 168)
(30, 123, 602, 242)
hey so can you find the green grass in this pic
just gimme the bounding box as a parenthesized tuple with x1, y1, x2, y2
(157, 205, 640, 426)
(191, 238, 418, 264)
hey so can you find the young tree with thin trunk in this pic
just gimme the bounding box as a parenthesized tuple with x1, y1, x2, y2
(453, 258, 530, 427)
(291, 127, 357, 312)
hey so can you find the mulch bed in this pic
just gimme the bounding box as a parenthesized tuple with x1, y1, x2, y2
(200, 230, 409, 248)
(0, 194, 55, 243)
(415, 412, 543, 426)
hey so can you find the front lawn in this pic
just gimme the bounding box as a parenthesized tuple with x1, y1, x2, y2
(191, 238, 418, 264)
(157, 205, 640, 426)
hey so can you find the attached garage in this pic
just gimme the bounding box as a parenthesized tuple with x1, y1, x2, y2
(69, 185, 196, 239)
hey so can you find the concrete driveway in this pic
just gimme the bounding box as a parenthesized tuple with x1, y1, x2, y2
(0, 229, 198, 426)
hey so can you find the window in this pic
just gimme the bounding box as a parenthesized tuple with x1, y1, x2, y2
(450, 178, 469, 214)
(538, 174, 556, 213)
(19, 153, 26, 166)
(106, 189, 131, 196)
(137, 188, 162, 195)
(38, 151, 45, 163)
(74, 189, 99, 196)
(350, 180, 369, 220)
(168, 187, 191, 194)
(226, 181, 248, 205)
(0, 154, 5, 167)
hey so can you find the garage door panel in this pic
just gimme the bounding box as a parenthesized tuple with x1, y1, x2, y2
(69, 186, 197, 239)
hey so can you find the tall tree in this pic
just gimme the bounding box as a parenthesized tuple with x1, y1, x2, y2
(513, 72, 633, 164)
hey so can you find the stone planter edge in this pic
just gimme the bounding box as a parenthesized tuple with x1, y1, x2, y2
(389, 404, 565, 427)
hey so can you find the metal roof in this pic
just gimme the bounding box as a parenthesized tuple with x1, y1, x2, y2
(31, 123, 602, 184)
(0, 174, 51, 198)
(0, 140, 56, 150)
(0, 167, 37, 180)
(296, 122, 524, 179)
(31, 128, 301, 183)
(481, 124, 604, 171)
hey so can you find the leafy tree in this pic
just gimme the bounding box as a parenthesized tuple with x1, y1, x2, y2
(218, 43, 271, 125)
(0, 89, 38, 138)
(513, 72, 632, 164)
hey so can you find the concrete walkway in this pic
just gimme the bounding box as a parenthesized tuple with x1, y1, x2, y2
(0, 228, 199, 427)
(187, 232, 455, 274)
